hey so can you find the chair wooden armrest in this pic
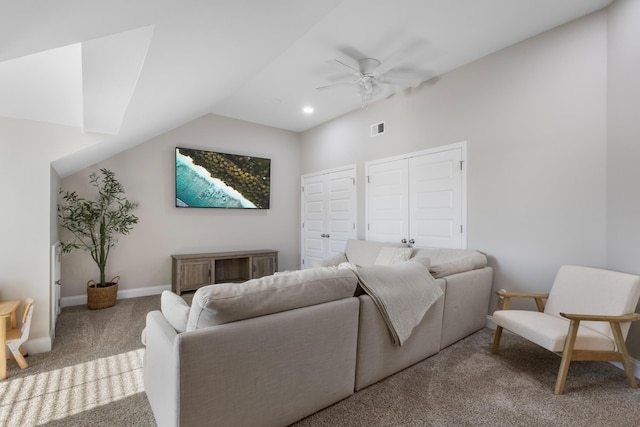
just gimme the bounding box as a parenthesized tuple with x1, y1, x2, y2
(495, 290, 549, 311)
(559, 312, 640, 323)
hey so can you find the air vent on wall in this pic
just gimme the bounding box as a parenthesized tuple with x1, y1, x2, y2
(371, 121, 385, 137)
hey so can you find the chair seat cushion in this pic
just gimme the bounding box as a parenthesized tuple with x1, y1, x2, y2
(493, 310, 614, 352)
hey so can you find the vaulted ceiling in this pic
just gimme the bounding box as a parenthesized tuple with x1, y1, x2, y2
(0, 0, 613, 177)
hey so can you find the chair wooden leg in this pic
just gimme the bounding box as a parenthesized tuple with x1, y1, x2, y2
(492, 326, 503, 354)
(610, 322, 638, 389)
(555, 319, 580, 395)
(7, 344, 28, 369)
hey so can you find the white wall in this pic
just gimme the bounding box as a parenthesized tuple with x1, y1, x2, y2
(59, 114, 301, 298)
(0, 117, 106, 352)
(606, 0, 640, 356)
(302, 13, 608, 315)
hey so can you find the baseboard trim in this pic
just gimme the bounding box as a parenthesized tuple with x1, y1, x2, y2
(485, 315, 640, 380)
(61, 284, 171, 308)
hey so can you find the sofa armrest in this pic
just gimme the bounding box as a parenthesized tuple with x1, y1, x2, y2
(144, 310, 180, 427)
(440, 267, 494, 349)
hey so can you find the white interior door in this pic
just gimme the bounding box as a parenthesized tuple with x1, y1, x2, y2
(325, 169, 357, 257)
(366, 142, 466, 248)
(301, 174, 327, 268)
(365, 158, 408, 244)
(409, 148, 463, 248)
(301, 167, 356, 268)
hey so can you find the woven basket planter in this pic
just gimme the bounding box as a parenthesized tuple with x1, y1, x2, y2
(87, 276, 119, 310)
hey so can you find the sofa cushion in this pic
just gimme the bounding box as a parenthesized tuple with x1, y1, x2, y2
(161, 290, 190, 333)
(374, 247, 413, 265)
(412, 248, 487, 278)
(345, 257, 442, 346)
(312, 252, 347, 268)
(345, 239, 410, 266)
(187, 266, 358, 331)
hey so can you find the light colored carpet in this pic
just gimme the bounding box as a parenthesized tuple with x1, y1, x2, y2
(2, 294, 639, 426)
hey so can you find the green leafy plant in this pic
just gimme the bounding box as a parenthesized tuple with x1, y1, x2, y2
(58, 168, 139, 287)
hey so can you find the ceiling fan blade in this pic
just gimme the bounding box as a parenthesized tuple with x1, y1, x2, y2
(374, 54, 407, 77)
(316, 81, 357, 91)
(332, 59, 361, 75)
(378, 76, 423, 88)
(374, 39, 427, 77)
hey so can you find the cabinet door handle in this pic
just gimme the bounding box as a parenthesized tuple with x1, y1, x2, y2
(409, 239, 415, 244)
(321, 233, 326, 238)
(401, 238, 407, 244)
(326, 234, 330, 238)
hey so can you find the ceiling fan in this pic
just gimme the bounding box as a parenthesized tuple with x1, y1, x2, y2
(316, 55, 424, 107)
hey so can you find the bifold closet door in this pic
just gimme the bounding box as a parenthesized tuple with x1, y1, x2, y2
(365, 158, 409, 244)
(366, 144, 465, 249)
(409, 148, 463, 249)
(301, 168, 356, 268)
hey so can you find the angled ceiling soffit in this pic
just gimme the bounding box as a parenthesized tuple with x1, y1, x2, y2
(0, 25, 154, 135)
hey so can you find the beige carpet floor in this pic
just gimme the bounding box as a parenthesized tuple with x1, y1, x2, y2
(1, 294, 639, 426)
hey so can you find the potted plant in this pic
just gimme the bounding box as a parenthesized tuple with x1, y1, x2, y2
(58, 168, 139, 309)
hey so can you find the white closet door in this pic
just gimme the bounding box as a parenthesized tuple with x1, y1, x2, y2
(326, 169, 357, 257)
(366, 158, 409, 244)
(302, 174, 328, 267)
(301, 167, 356, 268)
(366, 142, 466, 249)
(409, 148, 463, 248)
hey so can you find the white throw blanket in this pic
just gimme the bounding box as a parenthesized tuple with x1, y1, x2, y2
(342, 259, 443, 346)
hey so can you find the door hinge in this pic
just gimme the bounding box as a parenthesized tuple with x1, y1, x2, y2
(301, 185, 304, 192)
(367, 176, 370, 183)
(352, 177, 355, 185)
(367, 224, 370, 231)
(459, 161, 464, 171)
(460, 225, 463, 233)
(302, 222, 305, 229)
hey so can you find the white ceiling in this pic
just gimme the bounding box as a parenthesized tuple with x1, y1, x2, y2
(0, 0, 613, 177)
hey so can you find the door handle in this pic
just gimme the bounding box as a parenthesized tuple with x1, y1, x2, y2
(401, 239, 407, 244)
(409, 239, 415, 244)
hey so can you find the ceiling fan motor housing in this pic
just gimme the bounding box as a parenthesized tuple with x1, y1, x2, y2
(357, 58, 382, 75)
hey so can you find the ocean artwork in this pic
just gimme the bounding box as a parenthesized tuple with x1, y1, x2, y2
(175, 148, 270, 209)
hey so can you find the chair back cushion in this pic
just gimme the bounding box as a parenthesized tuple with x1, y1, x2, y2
(544, 265, 640, 339)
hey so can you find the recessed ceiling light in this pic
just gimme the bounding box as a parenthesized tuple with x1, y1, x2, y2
(302, 106, 314, 114)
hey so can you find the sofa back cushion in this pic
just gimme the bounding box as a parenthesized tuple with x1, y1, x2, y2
(345, 239, 410, 266)
(412, 248, 487, 278)
(186, 266, 358, 331)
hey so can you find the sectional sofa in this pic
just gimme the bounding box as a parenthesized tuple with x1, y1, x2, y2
(143, 240, 493, 427)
